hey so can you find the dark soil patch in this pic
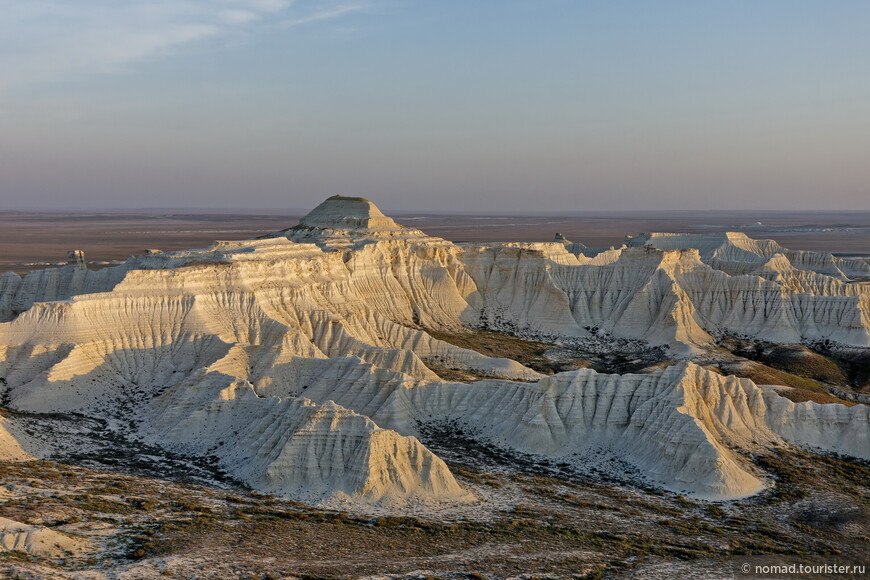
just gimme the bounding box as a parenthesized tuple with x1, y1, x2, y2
(424, 329, 560, 374)
(425, 328, 668, 376)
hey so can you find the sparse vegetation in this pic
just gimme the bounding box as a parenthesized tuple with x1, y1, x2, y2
(425, 328, 669, 375)
(422, 362, 507, 383)
(1, 217, 869, 579)
(1, 443, 866, 578)
(717, 337, 865, 405)
(424, 329, 560, 374)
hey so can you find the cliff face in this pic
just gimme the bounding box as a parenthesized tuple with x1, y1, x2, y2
(264, 357, 868, 500)
(460, 242, 870, 351)
(628, 231, 870, 279)
(0, 196, 867, 506)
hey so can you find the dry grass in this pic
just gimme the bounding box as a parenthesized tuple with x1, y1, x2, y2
(1, 445, 868, 578)
(759, 346, 848, 384)
(718, 339, 861, 405)
(425, 329, 560, 374)
(422, 362, 506, 383)
(733, 362, 854, 406)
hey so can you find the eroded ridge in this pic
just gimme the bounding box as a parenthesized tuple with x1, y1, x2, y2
(0, 197, 867, 509)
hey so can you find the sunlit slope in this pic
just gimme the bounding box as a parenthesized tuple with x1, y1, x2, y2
(0, 195, 867, 504)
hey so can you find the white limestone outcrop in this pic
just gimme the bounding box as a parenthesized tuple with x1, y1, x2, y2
(460, 242, 870, 350)
(0, 517, 91, 558)
(628, 231, 870, 280)
(144, 377, 469, 505)
(0, 416, 33, 461)
(0, 196, 866, 505)
(261, 359, 868, 499)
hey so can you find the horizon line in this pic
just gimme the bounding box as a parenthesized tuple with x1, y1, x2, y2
(3, 207, 870, 216)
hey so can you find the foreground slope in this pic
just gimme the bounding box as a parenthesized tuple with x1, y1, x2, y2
(0, 195, 867, 505)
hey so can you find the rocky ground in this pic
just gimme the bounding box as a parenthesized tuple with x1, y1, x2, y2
(1, 324, 868, 578)
(0, 429, 867, 579)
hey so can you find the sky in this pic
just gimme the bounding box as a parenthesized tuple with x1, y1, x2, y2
(1, 0, 869, 212)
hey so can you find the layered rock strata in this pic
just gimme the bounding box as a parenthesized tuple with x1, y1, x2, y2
(0, 196, 866, 505)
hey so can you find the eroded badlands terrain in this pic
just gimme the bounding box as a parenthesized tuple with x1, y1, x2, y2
(0, 196, 867, 578)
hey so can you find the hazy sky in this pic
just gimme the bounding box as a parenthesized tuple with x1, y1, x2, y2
(1, 0, 869, 212)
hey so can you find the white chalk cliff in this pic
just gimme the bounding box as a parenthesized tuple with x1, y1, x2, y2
(0, 195, 867, 504)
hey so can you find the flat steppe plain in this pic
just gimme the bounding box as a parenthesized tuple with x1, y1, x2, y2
(2, 209, 869, 273)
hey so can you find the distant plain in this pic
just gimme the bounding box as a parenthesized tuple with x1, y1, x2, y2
(2, 210, 869, 274)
